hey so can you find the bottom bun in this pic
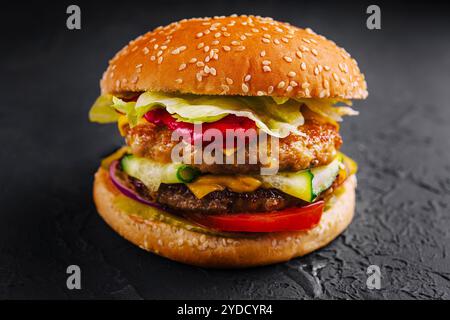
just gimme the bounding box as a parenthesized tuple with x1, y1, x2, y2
(93, 167, 356, 268)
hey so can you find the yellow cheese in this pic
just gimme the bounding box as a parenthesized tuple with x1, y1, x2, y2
(187, 175, 262, 199)
(117, 115, 129, 136)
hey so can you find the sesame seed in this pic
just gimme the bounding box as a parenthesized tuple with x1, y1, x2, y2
(242, 83, 249, 93)
(262, 60, 271, 65)
(281, 37, 289, 43)
(302, 38, 311, 44)
(204, 65, 210, 74)
(178, 63, 186, 71)
(135, 63, 143, 68)
(189, 58, 198, 63)
(143, 47, 149, 54)
(288, 71, 296, 77)
(273, 39, 280, 44)
(197, 42, 204, 49)
(301, 82, 310, 89)
(210, 67, 217, 76)
(267, 86, 274, 94)
(262, 38, 270, 44)
(244, 74, 251, 82)
(300, 62, 307, 70)
(212, 40, 220, 45)
(314, 67, 320, 75)
(332, 72, 339, 81)
(283, 56, 293, 63)
(252, 28, 259, 32)
(196, 72, 202, 81)
(153, 44, 159, 50)
(290, 80, 298, 87)
(157, 50, 163, 57)
(296, 51, 303, 59)
(236, 46, 246, 51)
(222, 45, 231, 52)
(263, 65, 271, 72)
(196, 61, 205, 67)
(231, 40, 240, 46)
(179, 46, 187, 52)
(257, 91, 265, 96)
(223, 32, 231, 37)
(300, 45, 309, 52)
(277, 81, 286, 88)
(196, 32, 203, 38)
(204, 46, 210, 52)
(319, 90, 327, 98)
(157, 57, 163, 64)
(260, 50, 266, 57)
(150, 55, 156, 61)
(324, 65, 331, 71)
(160, 45, 167, 50)
(240, 35, 247, 40)
(175, 78, 183, 84)
(221, 84, 230, 92)
(310, 38, 318, 44)
(286, 85, 293, 92)
(226, 77, 233, 85)
(215, 32, 221, 38)
(312, 49, 318, 56)
(324, 79, 330, 89)
(263, 33, 271, 39)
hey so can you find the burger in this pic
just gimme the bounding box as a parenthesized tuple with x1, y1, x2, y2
(89, 15, 367, 268)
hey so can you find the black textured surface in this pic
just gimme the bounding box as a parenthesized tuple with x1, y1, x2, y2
(0, 0, 450, 299)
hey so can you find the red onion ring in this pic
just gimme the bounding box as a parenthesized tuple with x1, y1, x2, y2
(109, 160, 163, 209)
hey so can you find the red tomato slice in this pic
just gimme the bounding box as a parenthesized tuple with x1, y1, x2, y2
(188, 201, 325, 233)
(144, 109, 256, 145)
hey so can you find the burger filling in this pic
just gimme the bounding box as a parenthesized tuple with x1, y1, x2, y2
(90, 91, 358, 233)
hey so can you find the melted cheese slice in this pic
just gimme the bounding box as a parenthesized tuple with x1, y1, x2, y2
(187, 175, 262, 199)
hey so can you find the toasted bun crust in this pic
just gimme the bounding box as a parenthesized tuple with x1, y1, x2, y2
(93, 167, 356, 268)
(101, 15, 367, 99)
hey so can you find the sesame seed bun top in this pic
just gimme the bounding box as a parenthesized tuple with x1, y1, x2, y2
(100, 15, 368, 99)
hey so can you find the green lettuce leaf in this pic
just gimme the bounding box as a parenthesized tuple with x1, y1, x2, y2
(295, 98, 358, 122)
(89, 92, 358, 138)
(88, 94, 119, 123)
(134, 91, 305, 138)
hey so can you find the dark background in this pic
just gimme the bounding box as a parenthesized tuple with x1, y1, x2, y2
(0, 0, 449, 299)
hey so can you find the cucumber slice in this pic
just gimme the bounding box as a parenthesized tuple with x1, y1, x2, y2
(310, 154, 343, 197)
(261, 169, 314, 202)
(120, 155, 199, 192)
(260, 155, 343, 202)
